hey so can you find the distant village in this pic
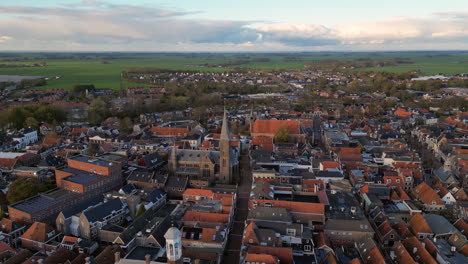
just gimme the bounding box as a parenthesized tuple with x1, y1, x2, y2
(0, 70, 467, 264)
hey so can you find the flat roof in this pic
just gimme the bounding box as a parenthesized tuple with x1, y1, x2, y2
(70, 155, 119, 168)
(61, 167, 105, 184)
(11, 188, 78, 214)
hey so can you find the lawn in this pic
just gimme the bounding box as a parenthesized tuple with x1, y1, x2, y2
(0, 52, 467, 90)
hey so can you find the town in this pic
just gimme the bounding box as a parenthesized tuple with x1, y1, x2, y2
(0, 66, 467, 264)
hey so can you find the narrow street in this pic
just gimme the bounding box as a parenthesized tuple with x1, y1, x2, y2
(223, 154, 252, 264)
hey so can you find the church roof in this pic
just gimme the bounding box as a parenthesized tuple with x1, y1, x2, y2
(175, 149, 219, 164)
(164, 227, 181, 240)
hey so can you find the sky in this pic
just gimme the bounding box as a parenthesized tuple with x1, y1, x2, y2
(0, 0, 467, 51)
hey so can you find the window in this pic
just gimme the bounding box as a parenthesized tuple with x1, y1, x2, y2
(249, 239, 253, 243)
(286, 229, 296, 236)
(304, 245, 312, 251)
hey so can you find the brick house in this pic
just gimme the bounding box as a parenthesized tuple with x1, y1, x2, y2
(411, 182, 445, 211)
(20, 222, 62, 253)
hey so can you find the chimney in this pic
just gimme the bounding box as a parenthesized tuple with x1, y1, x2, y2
(114, 252, 121, 263)
(145, 254, 151, 264)
(85, 257, 91, 264)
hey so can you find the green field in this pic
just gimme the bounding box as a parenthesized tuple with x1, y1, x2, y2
(0, 52, 467, 90)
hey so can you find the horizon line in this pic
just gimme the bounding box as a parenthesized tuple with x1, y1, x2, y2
(1, 50, 468, 54)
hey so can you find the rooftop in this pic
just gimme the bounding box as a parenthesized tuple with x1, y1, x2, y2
(11, 188, 79, 214)
(69, 155, 120, 168)
(62, 167, 105, 185)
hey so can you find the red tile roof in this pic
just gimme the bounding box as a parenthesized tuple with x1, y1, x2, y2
(0, 218, 14, 233)
(394, 241, 416, 264)
(183, 188, 214, 198)
(363, 247, 385, 264)
(409, 213, 433, 235)
(395, 108, 412, 118)
(183, 211, 229, 224)
(390, 187, 411, 200)
(392, 221, 413, 239)
(302, 179, 325, 191)
(21, 222, 55, 242)
(0, 242, 16, 254)
(150, 127, 189, 136)
(247, 246, 293, 264)
(252, 120, 300, 135)
(422, 238, 438, 259)
(320, 161, 341, 171)
(377, 221, 394, 238)
(70, 128, 88, 136)
(0, 158, 17, 170)
(313, 232, 331, 250)
(249, 199, 325, 214)
(433, 183, 450, 198)
(346, 259, 361, 264)
(412, 182, 444, 206)
(245, 253, 279, 264)
(454, 219, 468, 236)
(244, 222, 259, 245)
(402, 236, 437, 264)
(252, 137, 274, 151)
(460, 244, 468, 257)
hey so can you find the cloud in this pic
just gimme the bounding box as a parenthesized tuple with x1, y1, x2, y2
(60, 1, 104, 8)
(0, 36, 12, 43)
(252, 14, 468, 50)
(0, 2, 467, 51)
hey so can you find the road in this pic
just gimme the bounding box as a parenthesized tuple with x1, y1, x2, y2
(223, 154, 253, 264)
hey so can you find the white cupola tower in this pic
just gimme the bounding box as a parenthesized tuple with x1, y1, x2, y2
(164, 226, 182, 264)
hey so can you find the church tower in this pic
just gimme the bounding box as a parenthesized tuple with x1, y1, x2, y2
(170, 144, 177, 175)
(219, 109, 232, 184)
(164, 226, 182, 264)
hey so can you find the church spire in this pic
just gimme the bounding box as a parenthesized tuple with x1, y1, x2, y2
(220, 108, 230, 141)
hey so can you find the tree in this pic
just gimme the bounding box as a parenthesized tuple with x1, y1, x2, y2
(136, 204, 146, 217)
(119, 117, 133, 133)
(88, 98, 110, 125)
(24, 117, 39, 128)
(7, 178, 52, 204)
(6, 103, 66, 129)
(86, 143, 99, 156)
(45, 131, 60, 139)
(275, 125, 290, 143)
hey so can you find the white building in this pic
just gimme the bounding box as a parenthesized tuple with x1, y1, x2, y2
(12, 128, 38, 150)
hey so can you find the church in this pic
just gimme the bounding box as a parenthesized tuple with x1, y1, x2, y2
(168, 111, 239, 186)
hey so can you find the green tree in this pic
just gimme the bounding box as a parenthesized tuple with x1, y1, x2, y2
(275, 125, 290, 143)
(86, 143, 99, 156)
(7, 178, 52, 204)
(6, 104, 66, 129)
(120, 117, 134, 133)
(24, 117, 39, 128)
(88, 98, 110, 125)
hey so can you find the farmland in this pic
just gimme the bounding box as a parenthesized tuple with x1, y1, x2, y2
(0, 52, 467, 90)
